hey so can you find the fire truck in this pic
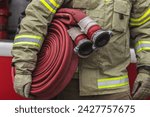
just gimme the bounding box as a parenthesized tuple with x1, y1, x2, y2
(0, 0, 142, 100)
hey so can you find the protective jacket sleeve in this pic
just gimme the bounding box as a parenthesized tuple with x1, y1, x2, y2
(130, 0, 150, 68)
(12, 0, 64, 75)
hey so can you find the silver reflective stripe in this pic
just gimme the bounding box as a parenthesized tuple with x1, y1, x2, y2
(13, 35, 43, 48)
(40, 0, 60, 13)
(14, 38, 43, 46)
(136, 43, 150, 53)
(135, 41, 150, 53)
(45, 0, 57, 11)
(97, 75, 129, 89)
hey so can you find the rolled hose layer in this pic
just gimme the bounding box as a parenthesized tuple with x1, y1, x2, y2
(31, 20, 78, 99)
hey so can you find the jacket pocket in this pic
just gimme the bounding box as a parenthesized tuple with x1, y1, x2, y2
(112, 0, 131, 32)
(71, 0, 99, 9)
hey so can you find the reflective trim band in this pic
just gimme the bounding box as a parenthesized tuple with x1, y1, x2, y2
(14, 38, 43, 47)
(97, 75, 129, 89)
(49, 0, 60, 8)
(131, 9, 150, 22)
(130, 8, 150, 26)
(13, 42, 41, 48)
(130, 9, 150, 22)
(15, 35, 42, 40)
(130, 17, 150, 26)
(135, 41, 150, 53)
(40, 0, 60, 13)
(14, 35, 43, 48)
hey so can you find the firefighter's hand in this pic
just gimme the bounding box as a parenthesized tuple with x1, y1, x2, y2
(14, 74, 32, 98)
(132, 72, 150, 100)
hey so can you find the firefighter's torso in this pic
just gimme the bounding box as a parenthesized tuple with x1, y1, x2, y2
(65, 0, 132, 96)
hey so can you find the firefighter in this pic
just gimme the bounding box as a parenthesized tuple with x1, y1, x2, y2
(12, 0, 150, 100)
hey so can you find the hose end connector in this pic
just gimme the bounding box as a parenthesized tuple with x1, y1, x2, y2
(92, 30, 112, 49)
(68, 27, 93, 58)
(74, 39, 93, 58)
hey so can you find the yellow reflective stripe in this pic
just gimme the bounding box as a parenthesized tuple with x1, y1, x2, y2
(130, 17, 150, 26)
(15, 35, 42, 40)
(98, 82, 128, 89)
(13, 42, 40, 48)
(40, 0, 56, 13)
(50, 0, 60, 8)
(130, 8, 150, 26)
(135, 41, 150, 47)
(97, 75, 128, 89)
(135, 41, 150, 53)
(130, 8, 150, 22)
(97, 75, 128, 82)
(137, 47, 150, 53)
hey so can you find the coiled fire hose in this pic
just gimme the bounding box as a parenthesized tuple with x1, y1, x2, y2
(13, 8, 111, 99)
(31, 21, 78, 99)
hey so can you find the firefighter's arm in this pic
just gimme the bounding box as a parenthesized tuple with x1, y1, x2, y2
(12, 0, 64, 98)
(130, 0, 150, 99)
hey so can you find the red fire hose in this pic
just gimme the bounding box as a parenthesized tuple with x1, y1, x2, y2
(31, 20, 78, 99)
(13, 8, 110, 99)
